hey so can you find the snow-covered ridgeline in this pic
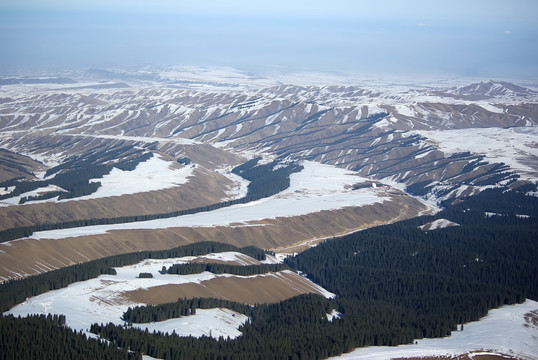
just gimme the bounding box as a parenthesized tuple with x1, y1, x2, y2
(216, 168, 250, 201)
(1, 75, 534, 140)
(74, 155, 194, 201)
(22, 161, 393, 241)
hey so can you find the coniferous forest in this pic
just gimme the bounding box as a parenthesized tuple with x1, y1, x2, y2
(1, 188, 537, 359)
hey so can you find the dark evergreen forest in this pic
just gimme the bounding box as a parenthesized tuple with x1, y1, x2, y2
(0, 314, 141, 360)
(1, 188, 536, 359)
(165, 263, 289, 276)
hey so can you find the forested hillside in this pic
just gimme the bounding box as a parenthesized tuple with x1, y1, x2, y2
(0, 314, 141, 360)
(0, 241, 269, 313)
(88, 188, 536, 359)
(2, 189, 536, 359)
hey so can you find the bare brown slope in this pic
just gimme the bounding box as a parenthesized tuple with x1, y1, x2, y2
(0, 195, 429, 280)
(0, 148, 44, 182)
(123, 271, 329, 305)
(0, 167, 234, 231)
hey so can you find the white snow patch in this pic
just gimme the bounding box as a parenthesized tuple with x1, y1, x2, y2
(0, 186, 15, 196)
(264, 113, 280, 125)
(326, 309, 342, 322)
(418, 218, 460, 231)
(68, 155, 195, 201)
(132, 308, 248, 339)
(0, 155, 195, 207)
(218, 169, 250, 201)
(373, 118, 390, 129)
(230, 123, 243, 137)
(414, 150, 433, 159)
(478, 102, 505, 114)
(0, 184, 67, 206)
(330, 299, 538, 360)
(394, 104, 417, 117)
(188, 251, 258, 266)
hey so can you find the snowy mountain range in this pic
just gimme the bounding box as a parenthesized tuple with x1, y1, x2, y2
(1, 67, 536, 206)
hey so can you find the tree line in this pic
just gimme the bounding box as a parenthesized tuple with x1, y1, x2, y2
(121, 297, 255, 324)
(164, 263, 289, 276)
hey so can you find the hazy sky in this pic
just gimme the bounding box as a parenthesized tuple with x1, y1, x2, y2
(1, 0, 537, 79)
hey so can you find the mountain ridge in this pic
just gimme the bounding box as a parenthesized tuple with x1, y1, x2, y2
(1, 72, 535, 207)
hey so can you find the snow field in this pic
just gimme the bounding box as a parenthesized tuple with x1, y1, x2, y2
(73, 155, 194, 200)
(330, 300, 538, 360)
(0, 185, 67, 206)
(418, 218, 460, 231)
(0, 155, 195, 206)
(136, 308, 248, 339)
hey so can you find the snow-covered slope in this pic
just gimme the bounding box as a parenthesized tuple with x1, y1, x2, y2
(330, 299, 538, 360)
(418, 218, 460, 231)
(0, 155, 198, 206)
(5, 252, 334, 339)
